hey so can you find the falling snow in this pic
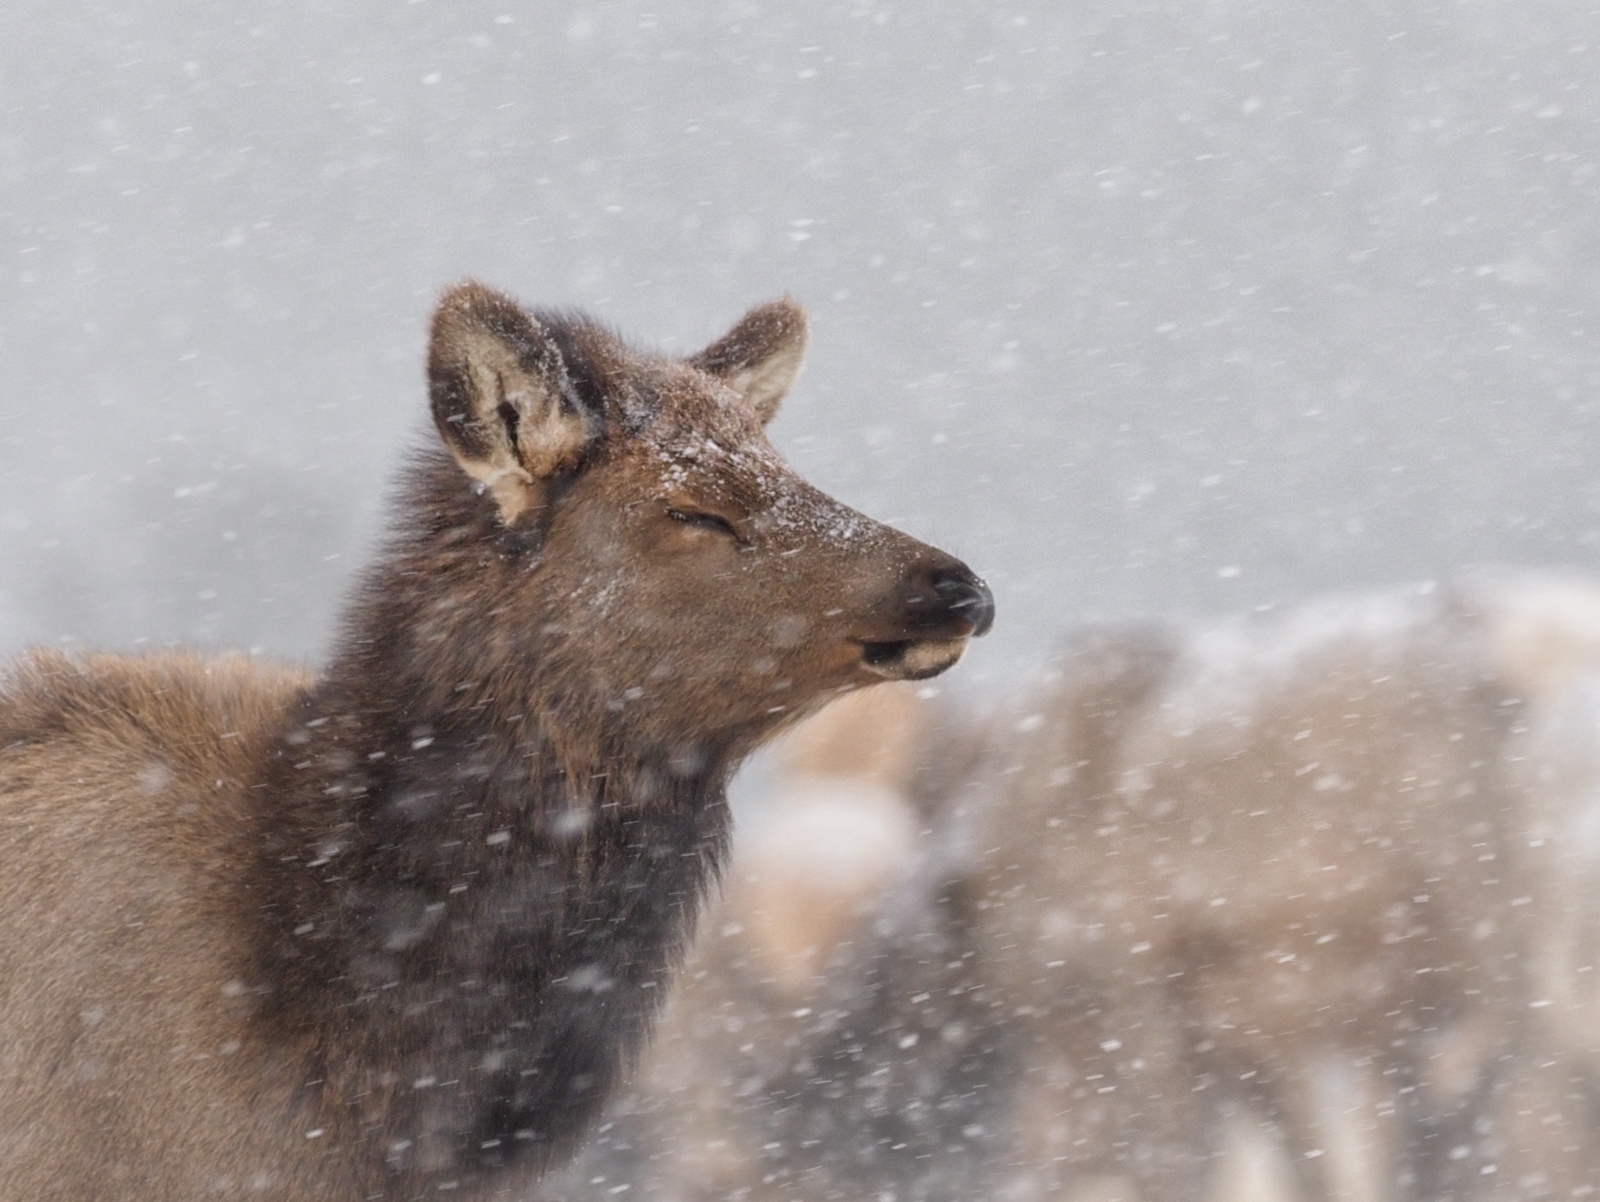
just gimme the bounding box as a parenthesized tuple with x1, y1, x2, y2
(7, 2, 1600, 1200)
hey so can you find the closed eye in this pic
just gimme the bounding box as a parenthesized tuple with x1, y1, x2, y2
(666, 508, 741, 540)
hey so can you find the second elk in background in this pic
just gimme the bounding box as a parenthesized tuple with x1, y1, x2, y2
(968, 580, 1599, 1202)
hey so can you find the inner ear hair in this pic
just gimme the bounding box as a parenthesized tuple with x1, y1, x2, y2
(688, 298, 808, 425)
(429, 282, 596, 524)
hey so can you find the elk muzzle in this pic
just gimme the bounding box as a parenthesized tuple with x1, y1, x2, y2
(857, 559, 995, 682)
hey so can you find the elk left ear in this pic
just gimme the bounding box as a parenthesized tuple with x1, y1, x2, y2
(687, 298, 808, 425)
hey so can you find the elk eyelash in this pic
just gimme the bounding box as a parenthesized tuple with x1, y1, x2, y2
(666, 508, 740, 539)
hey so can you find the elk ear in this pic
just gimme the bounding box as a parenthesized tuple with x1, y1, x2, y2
(688, 298, 808, 425)
(428, 282, 599, 525)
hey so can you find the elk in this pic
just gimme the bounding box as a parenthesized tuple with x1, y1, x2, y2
(965, 588, 1538, 1202)
(0, 282, 993, 1201)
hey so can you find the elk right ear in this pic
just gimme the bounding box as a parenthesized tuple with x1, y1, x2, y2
(428, 281, 599, 525)
(688, 298, 808, 425)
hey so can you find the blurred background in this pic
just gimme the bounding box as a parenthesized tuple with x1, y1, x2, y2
(2, 0, 1599, 684)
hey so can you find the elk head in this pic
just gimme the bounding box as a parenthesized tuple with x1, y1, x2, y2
(422, 281, 993, 753)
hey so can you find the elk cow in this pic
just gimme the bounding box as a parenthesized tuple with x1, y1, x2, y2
(965, 588, 1537, 1202)
(0, 282, 992, 1201)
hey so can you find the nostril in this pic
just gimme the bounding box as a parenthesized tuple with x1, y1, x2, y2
(930, 570, 996, 638)
(887, 563, 996, 642)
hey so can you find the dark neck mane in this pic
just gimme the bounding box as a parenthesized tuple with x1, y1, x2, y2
(244, 454, 739, 1189)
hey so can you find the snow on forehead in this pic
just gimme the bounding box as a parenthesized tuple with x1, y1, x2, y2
(648, 426, 783, 488)
(646, 416, 875, 544)
(637, 374, 763, 450)
(1154, 585, 1449, 734)
(645, 364, 763, 431)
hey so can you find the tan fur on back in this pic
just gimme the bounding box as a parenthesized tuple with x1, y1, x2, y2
(0, 650, 311, 1200)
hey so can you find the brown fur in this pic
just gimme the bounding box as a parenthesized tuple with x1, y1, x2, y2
(0, 651, 310, 1199)
(0, 282, 991, 1201)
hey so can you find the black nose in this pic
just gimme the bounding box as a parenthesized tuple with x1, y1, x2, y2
(932, 567, 996, 638)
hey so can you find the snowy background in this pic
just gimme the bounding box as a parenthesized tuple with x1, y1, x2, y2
(3, 0, 1600, 687)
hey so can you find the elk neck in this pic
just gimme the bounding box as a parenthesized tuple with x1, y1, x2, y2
(240, 451, 740, 1175)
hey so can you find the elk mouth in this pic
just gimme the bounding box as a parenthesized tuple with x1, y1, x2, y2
(857, 636, 970, 681)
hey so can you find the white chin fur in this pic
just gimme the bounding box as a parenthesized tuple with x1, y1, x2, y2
(861, 638, 969, 681)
